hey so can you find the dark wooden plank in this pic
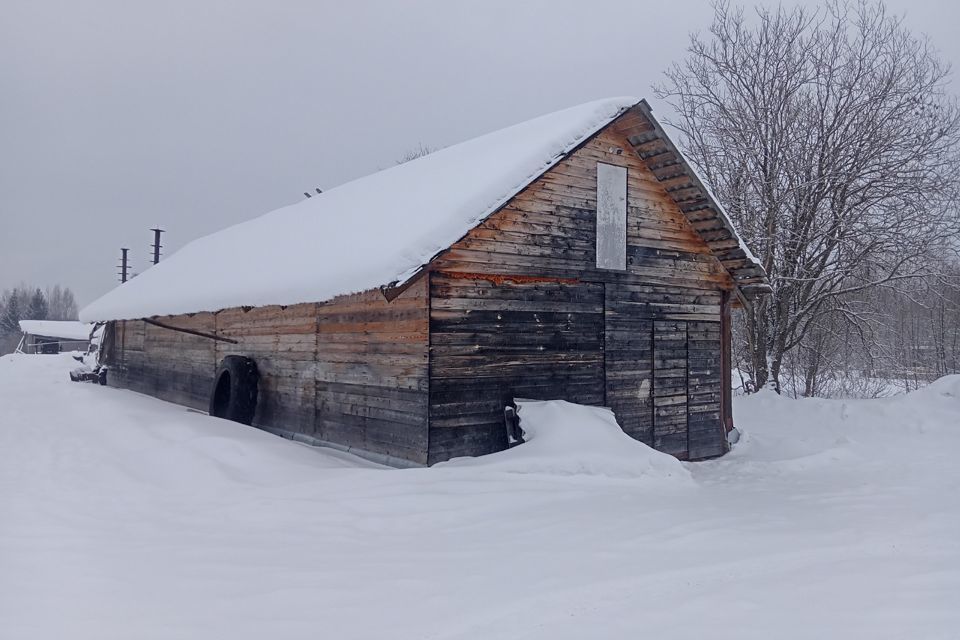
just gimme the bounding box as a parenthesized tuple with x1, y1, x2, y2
(428, 274, 605, 464)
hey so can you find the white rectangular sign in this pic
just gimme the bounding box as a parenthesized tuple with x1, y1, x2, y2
(596, 163, 627, 270)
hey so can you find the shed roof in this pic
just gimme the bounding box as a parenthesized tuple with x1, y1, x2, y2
(19, 320, 93, 341)
(80, 97, 767, 323)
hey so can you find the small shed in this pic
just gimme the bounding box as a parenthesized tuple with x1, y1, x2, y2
(81, 97, 769, 466)
(18, 320, 93, 354)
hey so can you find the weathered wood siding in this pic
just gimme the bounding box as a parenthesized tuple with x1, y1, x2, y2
(105, 279, 429, 465)
(109, 314, 216, 411)
(216, 303, 319, 437)
(426, 117, 731, 463)
(313, 282, 430, 464)
(428, 273, 604, 462)
(102, 109, 734, 467)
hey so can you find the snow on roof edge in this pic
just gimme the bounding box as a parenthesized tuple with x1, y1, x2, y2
(674, 151, 762, 267)
(18, 320, 93, 341)
(634, 102, 764, 271)
(79, 96, 765, 323)
(79, 97, 641, 323)
(387, 99, 641, 290)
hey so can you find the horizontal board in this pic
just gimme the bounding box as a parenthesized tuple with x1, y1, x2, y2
(106, 280, 431, 465)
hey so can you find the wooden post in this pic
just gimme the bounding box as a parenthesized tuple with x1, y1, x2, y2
(150, 228, 164, 265)
(720, 289, 734, 434)
(119, 248, 129, 283)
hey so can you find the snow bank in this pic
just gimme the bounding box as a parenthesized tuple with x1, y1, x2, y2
(903, 373, 960, 401)
(80, 98, 640, 322)
(4, 356, 959, 639)
(444, 399, 691, 482)
(0, 353, 370, 489)
(717, 375, 960, 480)
(17, 320, 92, 341)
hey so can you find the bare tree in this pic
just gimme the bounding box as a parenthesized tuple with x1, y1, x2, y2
(46, 284, 79, 321)
(396, 143, 436, 164)
(656, 0, 960, 391)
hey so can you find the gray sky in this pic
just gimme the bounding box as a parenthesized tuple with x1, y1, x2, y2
(2, 0, 958, 307)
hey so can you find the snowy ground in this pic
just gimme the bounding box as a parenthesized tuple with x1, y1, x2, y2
(1, 353, 958, 639)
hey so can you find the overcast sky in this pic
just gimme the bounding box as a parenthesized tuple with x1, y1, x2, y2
(2, 0, 958, 307)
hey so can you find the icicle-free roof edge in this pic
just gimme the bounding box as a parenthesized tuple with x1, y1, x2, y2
(80, 96, 768, 323)
(80, 98, 641, 322)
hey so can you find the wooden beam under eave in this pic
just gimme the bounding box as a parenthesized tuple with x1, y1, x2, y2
(683, 206, 717, 221)
(631, 138, 673, 160)
(612, 118, 656, 140)
(691, 219, 727, 232)
(380, 267, 428, 302)
(640, 150, 679, 167)
(627, 132, 660, 146)
(658, 174, 695, 191)
(706, 238, 742, 251)
(699, 229, 735, 242)
(668, 186, 708, 203)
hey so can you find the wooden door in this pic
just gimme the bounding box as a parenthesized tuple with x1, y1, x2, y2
(686, 320, 724, 459)
(604, 287, 726, 459)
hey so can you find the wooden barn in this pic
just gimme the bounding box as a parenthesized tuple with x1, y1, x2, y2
(81, 98, 769, 467)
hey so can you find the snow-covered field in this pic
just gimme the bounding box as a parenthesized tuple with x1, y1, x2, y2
(1, 353, 958, 639)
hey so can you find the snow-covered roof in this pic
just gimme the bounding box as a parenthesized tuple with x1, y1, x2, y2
(80, 96, 766, 323)
(19, 320, 93, 341)
(80, 98, 640, 322)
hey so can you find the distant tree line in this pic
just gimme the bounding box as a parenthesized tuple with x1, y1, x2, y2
(657, 0, 960, 396)
(0, 285, 79, 354)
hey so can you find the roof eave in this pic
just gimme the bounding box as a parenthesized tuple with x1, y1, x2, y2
(630, 101, 770, 297)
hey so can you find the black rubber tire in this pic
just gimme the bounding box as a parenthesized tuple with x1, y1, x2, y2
(209, 355, 259, 425)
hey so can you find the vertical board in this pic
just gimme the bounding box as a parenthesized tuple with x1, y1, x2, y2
(604, 284, 654, 445)
(596, 162, 627, 270)
(720, 290, 733, 433)
(653, 320, 688, 458)
(687, 320, 724, 459)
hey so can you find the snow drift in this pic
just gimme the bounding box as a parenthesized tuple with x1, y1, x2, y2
(444, 399, 691, 482)
(3, 355, 959, 639)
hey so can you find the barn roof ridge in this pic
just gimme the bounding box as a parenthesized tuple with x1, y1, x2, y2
(81, 97, 766, 322)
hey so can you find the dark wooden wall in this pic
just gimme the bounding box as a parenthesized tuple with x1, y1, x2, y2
(426, 118, 731, 463)
(428, 273, 605, 463)
(105, 279, 429, 465)
(110, 313, 216, 411)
